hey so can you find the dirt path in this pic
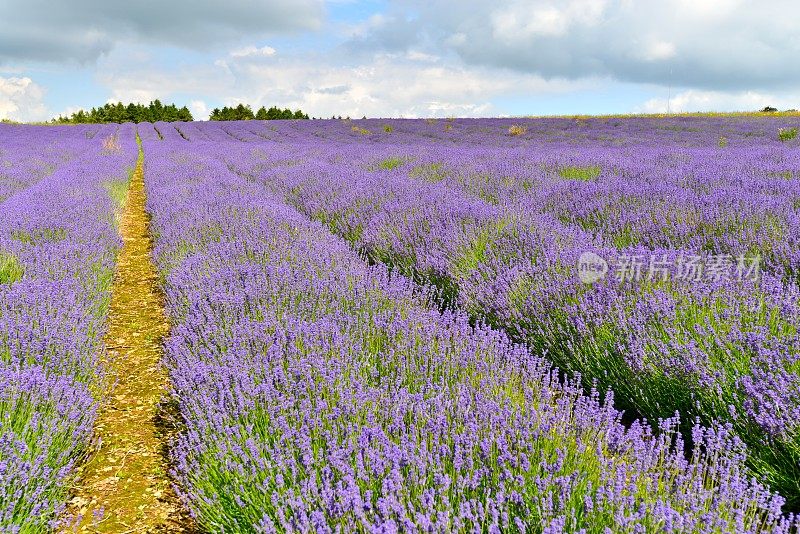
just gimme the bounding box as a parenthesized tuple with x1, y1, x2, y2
(66, 141, 193, 532)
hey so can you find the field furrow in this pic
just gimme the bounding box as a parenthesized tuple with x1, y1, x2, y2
(66, 139, 193, 532)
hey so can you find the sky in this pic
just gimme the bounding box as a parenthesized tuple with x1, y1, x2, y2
(1, 0, 799, 121)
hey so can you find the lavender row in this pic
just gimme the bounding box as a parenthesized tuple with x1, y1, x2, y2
(144, 138, 795, 532)
(226, 119, 800, 282)
(208, 121, 800, 506)
(0, 123, 106, 204)
(235, 116, 800, 149)
(228, 117, 800, 282)
(391, 144, 800, 283)
(0, 124, 138, 531)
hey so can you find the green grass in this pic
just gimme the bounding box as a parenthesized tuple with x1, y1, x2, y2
(779, 127, 798, 142)
(558, 165, 602, 181)
(375, 157, 405, 171)
(104, 178, 129, 208)
(767, 171, 796, 179)
(0, 252, 23, 284)
(11, 227, 68, 245)
(409, 162, 447, 183)
(104, 176, 131, 228)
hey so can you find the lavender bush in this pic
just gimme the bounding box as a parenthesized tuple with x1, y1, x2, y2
(144, 129, 796, 531)
(0, 123, 137, 530)
(220, 117, 800, 505)
(0, 123, 104, 203)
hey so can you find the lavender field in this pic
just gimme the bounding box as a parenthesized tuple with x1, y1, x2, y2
(3, 116, 800, 532)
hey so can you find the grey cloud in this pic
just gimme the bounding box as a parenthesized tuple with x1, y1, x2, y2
(351, 0, 800, 90)
(0, 0, 323, 63)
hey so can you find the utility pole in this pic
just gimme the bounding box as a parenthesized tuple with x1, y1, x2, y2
(667, 67, 673, 114)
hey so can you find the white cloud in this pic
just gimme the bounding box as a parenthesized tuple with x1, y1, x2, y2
(189, 100, 210, 121)
(10, 0, 798, 120)
(352, 0, 800, 90)
(55, 105, 87, 118)
(672, 0, 744, 17)
(406, 51, 438, 63)
(96, 49, 588, 119)
(490, 1, 606, 41)
(640, 41, 677, 62)
(230, 46, 277, 58)
(98, 61, 232, 106)
(637, 89, 798, 113)
(445, 33, 467, 47)
(214, 52, 587, 118)
(0, 76, 48, 122)
(106, 88, 160, 105)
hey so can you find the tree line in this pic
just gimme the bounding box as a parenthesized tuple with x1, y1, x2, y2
(761, 106, 798, 113)
(53, 100, 193, 124)
(209, 104, 309, 121)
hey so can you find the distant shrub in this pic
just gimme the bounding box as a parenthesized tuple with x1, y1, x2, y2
(778, 127, 798, 142)
(761, 106, 778, 113)
(383, 124, 393, 133)
(0, 252, 23, 284)
(508, 124, 528, 136)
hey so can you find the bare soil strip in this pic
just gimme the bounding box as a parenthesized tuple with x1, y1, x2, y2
(66, 142, 193, 532)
